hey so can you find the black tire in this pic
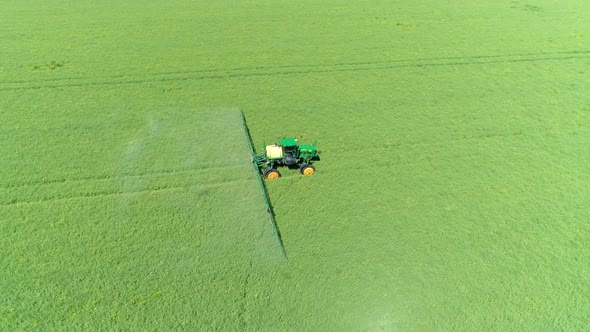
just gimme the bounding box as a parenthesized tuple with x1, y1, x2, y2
(264, 168, 281, 179)
(299, 163, 315, 175)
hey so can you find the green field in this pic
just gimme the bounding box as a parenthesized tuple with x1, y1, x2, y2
(1, 0, 589, 330)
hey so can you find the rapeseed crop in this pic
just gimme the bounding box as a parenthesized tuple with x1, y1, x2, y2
(1, 0, 588, 330)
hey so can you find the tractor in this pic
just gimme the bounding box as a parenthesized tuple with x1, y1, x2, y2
(253, 138, 319, 179)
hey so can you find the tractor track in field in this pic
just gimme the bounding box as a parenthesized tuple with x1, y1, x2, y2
(1, 185, 185, 207)
(0, 176, 254, 207)
(2, 50, 586, 85)
(327, 127, 584, 158)
(237, 260, 253, 331)
(1, 50, 587, 91)
(275, 129, 586, 180)
(0, 164, 247, 190)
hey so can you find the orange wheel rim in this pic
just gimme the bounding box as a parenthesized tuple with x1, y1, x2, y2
(268, 172, 279, 179)
(303, 168, 315, 175)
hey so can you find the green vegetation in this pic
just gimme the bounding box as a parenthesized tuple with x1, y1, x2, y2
(1, 0, 588, 330)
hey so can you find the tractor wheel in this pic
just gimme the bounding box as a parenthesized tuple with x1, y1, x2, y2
(299, 163, 315, 175)
(264, 168, 281, 180)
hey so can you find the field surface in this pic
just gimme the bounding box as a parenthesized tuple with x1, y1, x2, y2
(1, 0, 589, 330)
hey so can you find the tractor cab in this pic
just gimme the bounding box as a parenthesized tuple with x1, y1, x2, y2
(280, 138, 299, 165)
(280, 138, 298, 148)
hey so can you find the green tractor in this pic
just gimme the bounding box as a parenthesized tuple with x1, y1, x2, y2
(253, 138, 319, 179)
